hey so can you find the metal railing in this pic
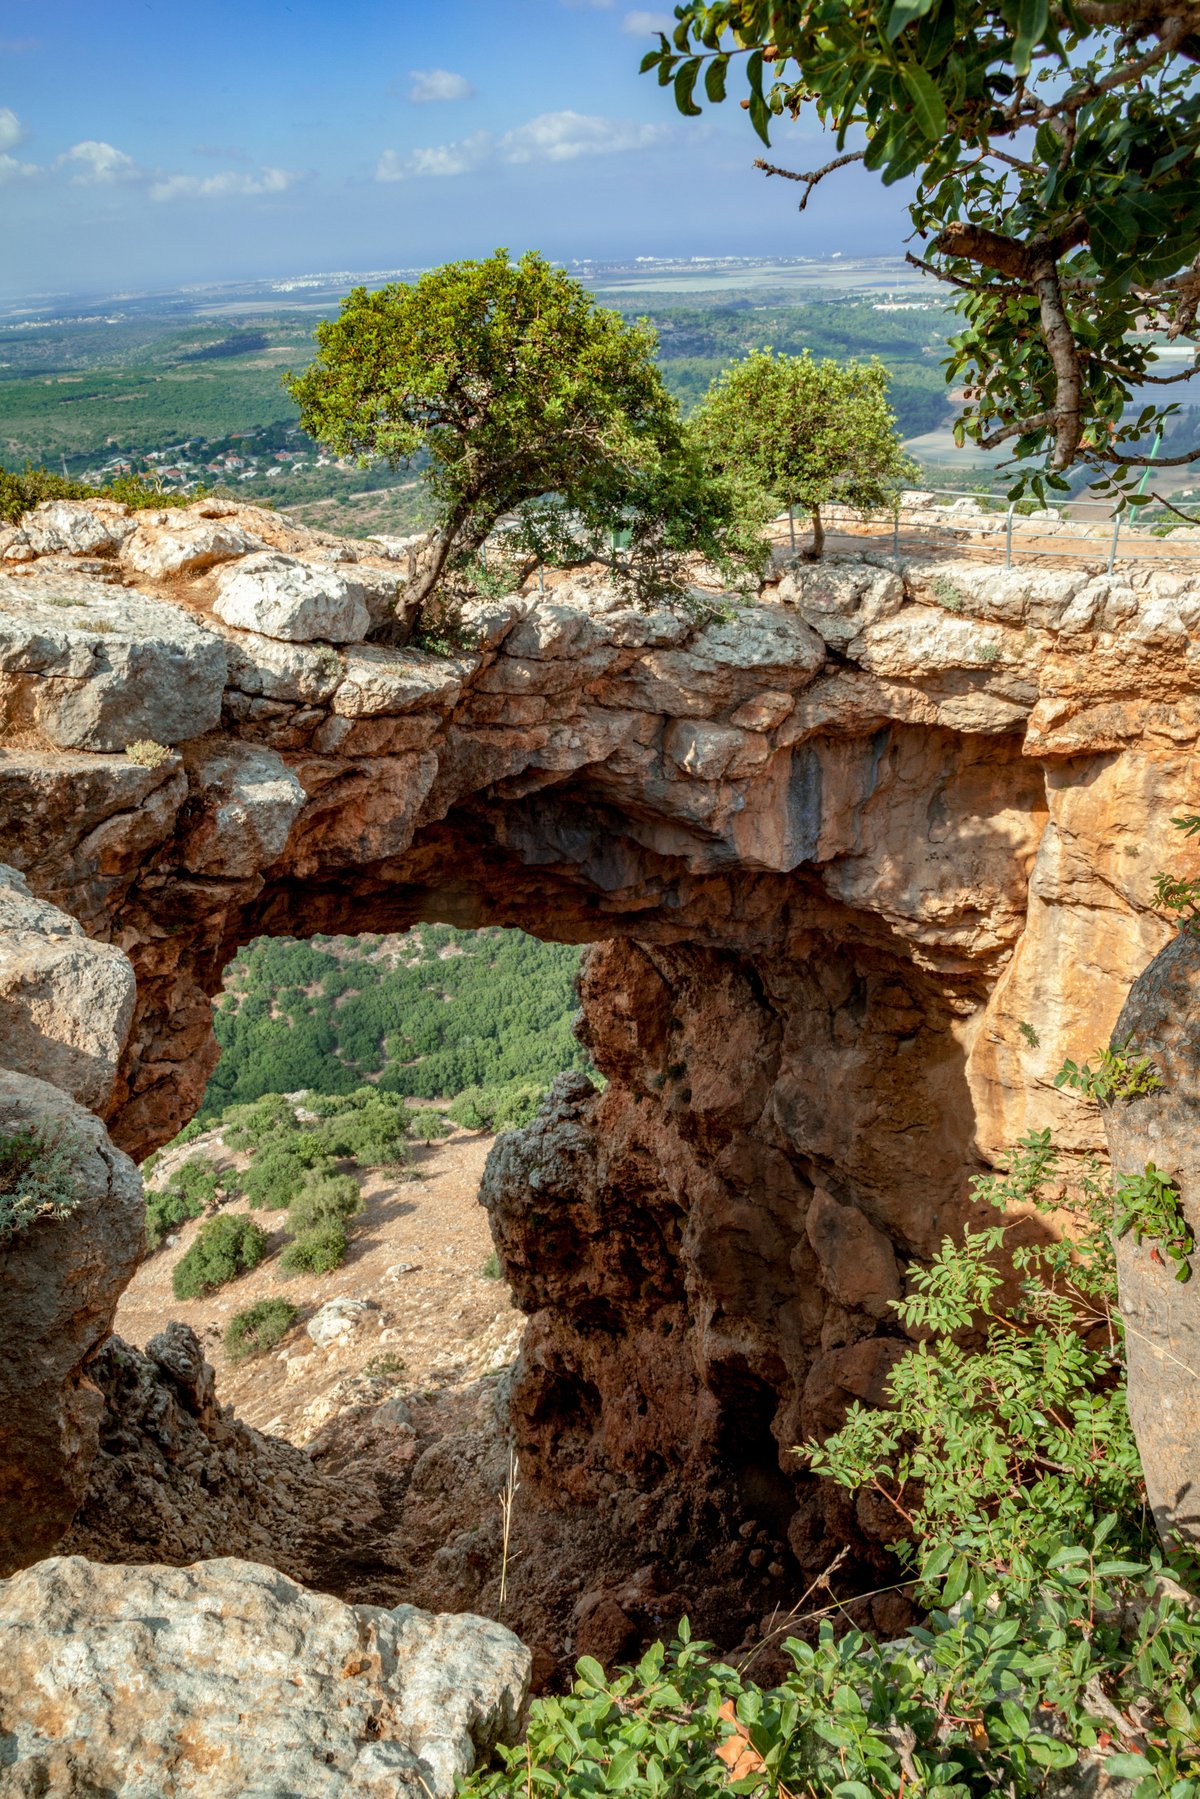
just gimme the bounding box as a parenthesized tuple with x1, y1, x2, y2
(773, 490, 1200, 573)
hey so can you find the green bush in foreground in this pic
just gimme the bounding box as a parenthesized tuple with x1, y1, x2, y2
(279, 1221, 347, 1276)
(467, 1090, 1200, 1797)
(224, 1299, 299, 1364)
(172, 1214, 267, 1300)
(0, 463, 202, 525)
(0, 1124, 80, 1242)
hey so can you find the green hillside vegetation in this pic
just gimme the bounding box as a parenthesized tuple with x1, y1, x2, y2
(617, 295, 954, 436)
(148, 1087, 435, 1282)
(200, 924, 589, 1127)
(0, 294, 950, 488)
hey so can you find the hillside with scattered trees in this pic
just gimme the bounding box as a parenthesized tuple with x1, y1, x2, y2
(201, 924, 591, 1132)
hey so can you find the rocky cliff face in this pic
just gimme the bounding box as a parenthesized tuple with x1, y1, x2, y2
(2, 496, 1197, 1642)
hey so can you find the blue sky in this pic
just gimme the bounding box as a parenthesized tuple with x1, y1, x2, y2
(0, 0, 910, 297)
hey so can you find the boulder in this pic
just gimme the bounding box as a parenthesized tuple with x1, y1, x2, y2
(1103, 931, 1200, 1553)
(308, 1296, 377, 1349)
(0, 864, 135, 1111)
(121, 515, 266, 580)
(9, 499, 134, 559)
(214, 552, 373, 643)
(177, 740, 306, 878)
(0, 1555, 530, 1797)
(805, 1188, 903, 1319)
(0, 1071, 143, 1574)
(0, 574, 227, 750)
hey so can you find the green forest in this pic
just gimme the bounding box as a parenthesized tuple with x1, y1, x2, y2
(200, 924, 590, 1132)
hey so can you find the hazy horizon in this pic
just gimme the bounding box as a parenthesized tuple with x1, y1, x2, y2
(0, 1, 912, 299)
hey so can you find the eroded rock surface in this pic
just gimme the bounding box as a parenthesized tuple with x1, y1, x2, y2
(2, 496, 1197, 1637)
(0, 1554, 529, 1797)
(0, 1071, 143, 1571)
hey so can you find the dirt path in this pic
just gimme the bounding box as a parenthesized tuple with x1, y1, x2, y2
(116, 1125, 521, 1439)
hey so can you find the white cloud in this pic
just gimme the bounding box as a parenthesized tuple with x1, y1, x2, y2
(499, 110, 668, 163)
(0, 107, 36, 181)
(376, 132, 491, 180)
(377, 109, 669, 182)
(0, 152, 38, 183)
(57, 140, 140, 184)
(621, 9, 672, 32)
(0, 106, 24, 152)
(149, 166, 296, 202)
(406, 67, 474, 103)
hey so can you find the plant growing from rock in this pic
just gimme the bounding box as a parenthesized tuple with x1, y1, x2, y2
(171, 1213, 268, 1300)
(284, 248, 767, 621)
(468, 1120, 1200, 1797)
(690, 348, 917, 558)
(224, 1298, 299, 1364)
(0, 1125, 81, 1243)
(124, 740, 172, 770)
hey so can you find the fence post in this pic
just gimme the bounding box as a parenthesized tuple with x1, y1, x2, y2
(892, 507, 900, 562)
(788, 506, 796, 554)
(1004, 503, 1015, 569)
(1107, 513, 1121, 574)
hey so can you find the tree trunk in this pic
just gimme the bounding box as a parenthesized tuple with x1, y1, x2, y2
(810, 507, 825, 560)
(1102, 931, 1200, 1555)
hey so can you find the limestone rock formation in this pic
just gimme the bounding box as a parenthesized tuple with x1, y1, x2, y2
(1103, 932, 1200, 1551)
(0, 1554, 530, 1797)
(0, 1070, 143, 1571)
(58, 1324, 386, 1581)
(1, 494, 1197, 1624)
(0, 864, 135, 1110)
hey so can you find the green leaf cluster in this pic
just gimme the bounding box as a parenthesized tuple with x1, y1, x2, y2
(0, 1124, 82, 1243)
(689, 348, 918, 549)
(641, 2, 1200, 494)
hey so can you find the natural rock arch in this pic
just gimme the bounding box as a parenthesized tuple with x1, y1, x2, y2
(2, 497, 1198, 1643)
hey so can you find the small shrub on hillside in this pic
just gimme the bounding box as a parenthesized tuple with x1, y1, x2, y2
(448, 1081, 546, 1132)
(305, 1089, 412, 1167)
(0, 1124, 80, 1242)
(279, 1221, 348, 1276)
(481, 1251, 502, 1280)
(285, 1170, 363, 1235)
(242, 1137, 333, 1210)
(144, 1154, 240, 1251)
(145, 1186, 204, 1251)
(221, 1093, 301, 1152)
(172, 1213, 268, 1300)
(224, 1298, 299, 1363)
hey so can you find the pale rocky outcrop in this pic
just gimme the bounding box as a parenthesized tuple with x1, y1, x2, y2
(2, 496, 1199, 1637)
(0, 574, 227, 750)
(0, 864, 135, 1109)
(0, 1555, 530, 1798)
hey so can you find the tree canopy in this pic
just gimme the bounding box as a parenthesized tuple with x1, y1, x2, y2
(690, 349, 917, 554)
(644, 1, 1200, 504)
(286, 248, 767, 610)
